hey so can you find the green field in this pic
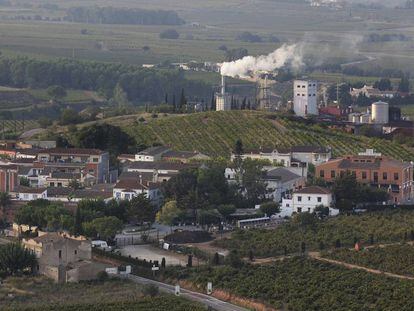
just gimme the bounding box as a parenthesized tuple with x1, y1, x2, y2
(117, 111, 414, 160)
(164, 257, 414, 311)
(0, 0, 413, 74)
(216, 209, 414, 257)
(324, 244, 414, 277)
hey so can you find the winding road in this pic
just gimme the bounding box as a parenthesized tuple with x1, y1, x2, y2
(119, 274, 248, 311)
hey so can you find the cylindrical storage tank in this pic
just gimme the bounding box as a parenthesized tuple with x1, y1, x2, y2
(371, 101, 389, 124)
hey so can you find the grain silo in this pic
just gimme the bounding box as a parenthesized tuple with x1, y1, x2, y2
(371, 101, 389, 124)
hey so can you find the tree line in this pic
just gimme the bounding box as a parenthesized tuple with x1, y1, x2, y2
(64, 7, 185, 25)
(0, 57, 211, 104)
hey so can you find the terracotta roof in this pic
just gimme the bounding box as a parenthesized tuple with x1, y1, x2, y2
(295, 186, 331, 195)
(40, 148, 106, 156)
(0, 164, 18, 171)
(47, 187, 73, 197)
(290, 145, 330, 153)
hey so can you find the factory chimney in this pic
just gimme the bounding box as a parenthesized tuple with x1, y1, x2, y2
(221, 75, 226, 95)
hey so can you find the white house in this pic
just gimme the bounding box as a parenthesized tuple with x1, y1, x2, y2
(231, 146, 331, 167)
(17, 187, 48, 201)
(281, 186, 337, 215)
(113, 179, 163, 207)
(225, 166, 306, 203)
(293, 80, 318, 117)
(134, 146, 170, 162)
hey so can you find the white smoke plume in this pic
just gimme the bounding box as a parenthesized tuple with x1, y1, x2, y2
(220, 43, 305, 78)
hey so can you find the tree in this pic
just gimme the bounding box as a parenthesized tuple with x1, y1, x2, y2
(217, 204, 236, 221)
(213, 252, 220, 265)
(241, 159, 268, 205)
(156, 200, 182, 226)
(179, 88, 186, 113)
(373, 78, 392, 91)
(314, 205, 329, 219)
(227, 250, 243, 268)
(301, 241, 306, 254)
(113, 83, 130, 108)
(60, 108, 81, 125)
(38, 117, 53, 128)
(127, 194, 156, 224)
(260, 202, 280, 216)
(398, 74, 410, 92)
(68, 179, 81, 190)
(161, 257, 166, 268)
(187, 254, 193, 267)
(0, 243, 36, 276)
(82, 216, 123, 240)
(196, 209, 221, 226)
(159, 29, 179, 39)
(0, 192, 11, 223)
(75, 123, 136, 160)
(47, 85, 67, 100)
(19, 177, 30, 187)
(73, 207, 82, 236)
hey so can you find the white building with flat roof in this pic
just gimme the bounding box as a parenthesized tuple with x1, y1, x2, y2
(293, 80, 318, 117)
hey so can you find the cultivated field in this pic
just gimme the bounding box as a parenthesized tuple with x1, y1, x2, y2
(116, 111, 414, 160)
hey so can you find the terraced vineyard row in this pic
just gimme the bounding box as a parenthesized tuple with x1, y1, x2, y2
(0, 119, 38, 134)
(123, 111, 414, 161)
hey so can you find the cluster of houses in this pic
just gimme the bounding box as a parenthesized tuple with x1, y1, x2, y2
(0, 141, 210, 213)
(229, 146, 414, 216)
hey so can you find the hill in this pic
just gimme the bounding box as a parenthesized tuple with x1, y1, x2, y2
(118, 111, 414, 160)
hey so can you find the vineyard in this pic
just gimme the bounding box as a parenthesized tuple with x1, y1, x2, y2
(123, 111, 414, 160)
(0, 119, 38, 137)
(215, 209, 414, 257)
(324, 244, 414, 276)
(165, 257, 414, 311)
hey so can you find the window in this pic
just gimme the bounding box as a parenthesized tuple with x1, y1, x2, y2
(297, 207, 302, 213)
(59, 250, 62, 259)
(298, 196, 302, 202)
(317, 197, 322, 202)
(373, 172, 378, 183)
(394, 173, 399, 181)
(33, 195, 37, 199)
(74, 250, 77, 255)
(115, 192, 121, 199)
(227, 175, 231, 179)
(57, 183, 62, 187)
(50, 182, 55, 187)
(383, 172, 388, 180)
(125, 193, 130, 200)
(362, 171, 367, 179)
(92, 157, 99, 163)
(308, 196, 311, 201)
(319, 170, 325, 178)
(331, 170, 336, 178)
(23, 194, 29, 199)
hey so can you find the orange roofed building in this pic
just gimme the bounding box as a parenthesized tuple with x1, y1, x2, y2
(315, 149, 413, 204)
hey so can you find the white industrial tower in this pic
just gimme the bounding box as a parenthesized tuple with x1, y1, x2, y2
(216, 75, 232, 111)
(293, 80, 318, 117)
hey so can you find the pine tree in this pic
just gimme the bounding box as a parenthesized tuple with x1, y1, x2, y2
(74, 207, 82, 235)
(172, 94, 176, 113)
(179, 88, 186, 113)
(165, 93, 168, 104)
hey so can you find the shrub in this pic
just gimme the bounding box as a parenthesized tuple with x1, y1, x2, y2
(142, 284, 159, 297)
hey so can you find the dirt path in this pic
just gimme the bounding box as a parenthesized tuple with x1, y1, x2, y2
(308, 251, 414, 281)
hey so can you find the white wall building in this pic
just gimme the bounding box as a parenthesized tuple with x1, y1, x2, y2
(293, 80, 318, 117)
(282, 186, 337, 215)
(17, 187, 48, 201)
(113, 179, 163, 207)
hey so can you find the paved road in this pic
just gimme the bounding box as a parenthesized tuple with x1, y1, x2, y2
(19, 128, 45, 139)
(120, 274, 248, 311)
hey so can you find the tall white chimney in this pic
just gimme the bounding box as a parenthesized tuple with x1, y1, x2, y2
(221, 75, 226, 95)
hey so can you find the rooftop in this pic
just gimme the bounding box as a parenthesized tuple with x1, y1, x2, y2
(264, 167, 302, 183)
(295, 186, 331, 195)
(40, 148, 106, 156)
(128, 161, 194, 171)
(19, 187, 47, 194)
(114, 179, 159, 190)
(137, 146, 170, 156)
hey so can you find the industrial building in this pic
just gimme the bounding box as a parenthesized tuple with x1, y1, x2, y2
(293, 80, 318, 117)
(216, 75, 232, 111)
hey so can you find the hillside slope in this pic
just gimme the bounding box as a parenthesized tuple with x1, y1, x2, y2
(120, 111, 414, 160)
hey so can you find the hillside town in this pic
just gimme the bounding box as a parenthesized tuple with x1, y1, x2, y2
(2, 0, 414, 310)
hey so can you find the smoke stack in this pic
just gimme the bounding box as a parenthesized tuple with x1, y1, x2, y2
(221, 75, 226, 95)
